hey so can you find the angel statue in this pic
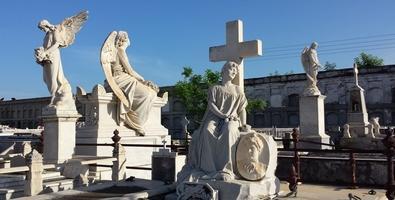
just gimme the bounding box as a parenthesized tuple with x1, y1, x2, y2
(34, 11, 88, 108)
(100, 31, 160, 136)
(301, 42, 322, 96)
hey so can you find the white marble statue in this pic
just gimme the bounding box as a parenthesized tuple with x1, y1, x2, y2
(177, 61, 249, 182)
(100, 31, 159, 136)
(369, 117, 380, 135)
(35, 11, 88, 108)
(301, 42, 322, 96)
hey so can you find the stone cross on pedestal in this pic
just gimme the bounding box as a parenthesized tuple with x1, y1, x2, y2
(209, 20, 262, 91)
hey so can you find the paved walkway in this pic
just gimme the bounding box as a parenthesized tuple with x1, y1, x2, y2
(276, 182, 387, 200)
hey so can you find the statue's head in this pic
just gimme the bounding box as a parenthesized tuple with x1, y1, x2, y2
(221, 61, 239, 81)
(310, 42, 318, 49)
(115, 31, 130, 48)
(38, 20, 54, 32)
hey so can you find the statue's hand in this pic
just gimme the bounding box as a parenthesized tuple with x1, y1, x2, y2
(34, 47, 47, 64)
(144, 80, 159, 92)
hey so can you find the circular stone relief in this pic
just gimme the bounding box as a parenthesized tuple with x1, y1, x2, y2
(236, 132, 270, 181)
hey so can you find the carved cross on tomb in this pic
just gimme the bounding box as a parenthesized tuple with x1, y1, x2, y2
(209, 20, 263, 91)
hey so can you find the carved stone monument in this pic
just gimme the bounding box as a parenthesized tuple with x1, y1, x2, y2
(299, 42, 330, 149)
(340, 64, 384, 149)
(35, 11, 87, 163)
(346, 63, 369, 137)
(75, 30, 169, 179)
(174, 22, 279, 198)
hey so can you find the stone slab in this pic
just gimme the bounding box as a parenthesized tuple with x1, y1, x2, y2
(169, 177, 279, 200)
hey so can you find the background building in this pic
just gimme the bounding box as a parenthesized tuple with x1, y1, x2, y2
(1, 65, 395, 138)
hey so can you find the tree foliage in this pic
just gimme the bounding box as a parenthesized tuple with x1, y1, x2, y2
(174, 67, 221, 122)
(323, 61, 336, 71)
(246, 99, 268, 114)
(354, 52, 384, 68)
(174, 67, 268, 123)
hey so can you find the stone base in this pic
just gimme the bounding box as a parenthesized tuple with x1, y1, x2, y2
(340, 137, 384, 150)
(167, 177, 279, 200)
(299, 135, 331, 150)
(42, 107, 81, 164)
(299, 95, 329, 149)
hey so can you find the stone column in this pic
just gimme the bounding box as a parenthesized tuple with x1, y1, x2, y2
(24, 149, 43, 196)
(42, 107, 81, 164)
(112, 143, 126, 181)
(299, 95, 330, 149)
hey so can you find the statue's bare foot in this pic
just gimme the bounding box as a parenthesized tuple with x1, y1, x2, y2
(136, 130, 145, 137)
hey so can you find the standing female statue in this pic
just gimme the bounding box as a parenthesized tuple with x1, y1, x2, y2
(178, 61, 249, 182)
(101, 31, 159, 136)
(301, 42, 322, 96)
(35, 11, 88, 108)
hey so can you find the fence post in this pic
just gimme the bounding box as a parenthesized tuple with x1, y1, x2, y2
(112, 129, 126, 181)
(292, 127, 300, 181)
(24, 149, 43, 196)
(349, 152, 357, 189)
(383, 128, 395, 200)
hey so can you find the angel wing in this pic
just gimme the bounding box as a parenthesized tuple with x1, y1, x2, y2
(300, 47, 309, 71)
(58, 10, 88, 47)
(100, 31, 130, 107)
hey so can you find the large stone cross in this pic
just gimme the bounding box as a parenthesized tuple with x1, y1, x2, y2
(209, 20, 262, 91)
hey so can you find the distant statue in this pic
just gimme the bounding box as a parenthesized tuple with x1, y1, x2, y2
(369, 117, 381, 135)
(301, 42, 322, 96)
(34, 11, 88, 108)
(100, 31, 160, 136)
(177, 61, 249, 182)
(343, 124, 351, 138)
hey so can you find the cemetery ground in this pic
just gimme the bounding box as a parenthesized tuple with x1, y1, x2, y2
(277, 182, 386, 200)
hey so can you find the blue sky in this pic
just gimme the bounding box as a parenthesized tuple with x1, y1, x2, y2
(1, 1, 395, 99)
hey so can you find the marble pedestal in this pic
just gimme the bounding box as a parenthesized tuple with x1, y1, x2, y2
(42, 106, 81, 164)
(75, 84, 169, 179)
(299, 95, 330, 149)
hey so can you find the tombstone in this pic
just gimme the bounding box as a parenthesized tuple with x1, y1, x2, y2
(151, 140, 186, 183)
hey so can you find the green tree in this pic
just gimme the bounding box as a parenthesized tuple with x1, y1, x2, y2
(246, 99, 268, 114)
(354, 52, 384, 68)
(323, 61, 336, 71)
(174, 67, 221, 123)
(174, 67, 267, 124)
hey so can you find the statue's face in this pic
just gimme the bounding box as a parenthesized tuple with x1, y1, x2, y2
(223, 65, 238, 80)
(38, 20, 51, 33)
